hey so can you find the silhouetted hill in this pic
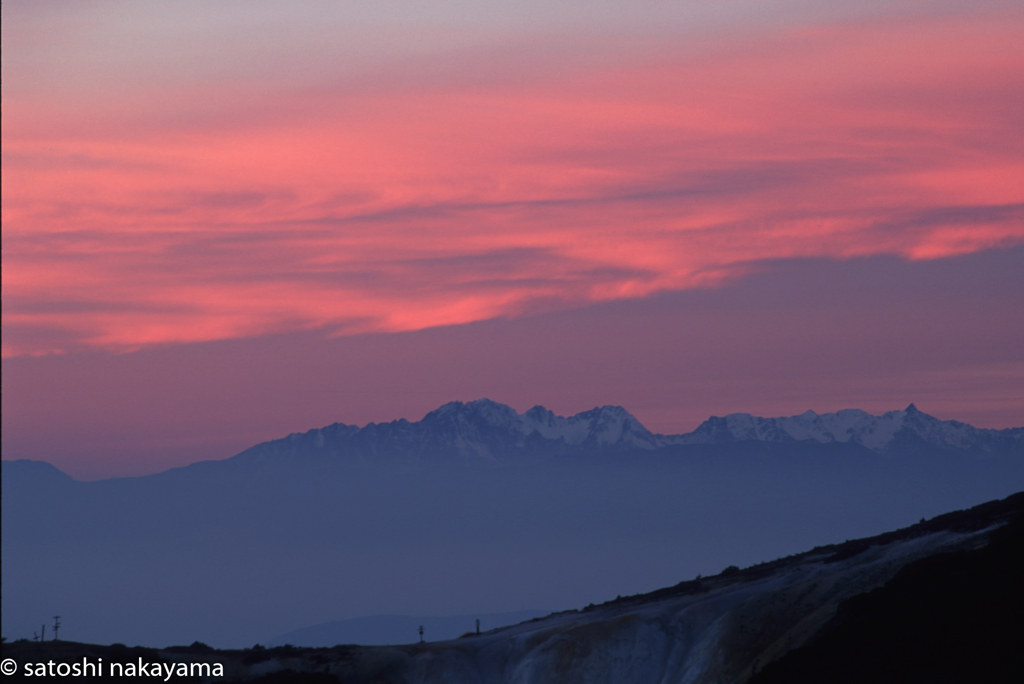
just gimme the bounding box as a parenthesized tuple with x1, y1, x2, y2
(750, 495, 1024, 684)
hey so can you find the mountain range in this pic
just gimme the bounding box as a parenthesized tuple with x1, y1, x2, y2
(231, 399, 1024, 464)
(3, 401, 1022, 649)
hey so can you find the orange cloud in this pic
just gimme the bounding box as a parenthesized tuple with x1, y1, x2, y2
(3, 11, 1023, 357)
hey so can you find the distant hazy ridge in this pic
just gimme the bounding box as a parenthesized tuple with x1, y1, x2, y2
(3, 401, 1022, 648)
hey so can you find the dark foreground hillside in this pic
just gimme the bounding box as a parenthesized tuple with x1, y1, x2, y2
(750, 496, 1024, 684)
(4, 492, 1022, 683)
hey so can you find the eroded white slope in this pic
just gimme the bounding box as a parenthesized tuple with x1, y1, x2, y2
(228, 524, 995, 683)
(403, 527, 989, 684)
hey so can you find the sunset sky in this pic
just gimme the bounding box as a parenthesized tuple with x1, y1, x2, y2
(3, 0, 1023, 479)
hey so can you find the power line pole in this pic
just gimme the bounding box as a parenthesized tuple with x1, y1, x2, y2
(418, 625, 424, 643)
(53, 616, 61, 641)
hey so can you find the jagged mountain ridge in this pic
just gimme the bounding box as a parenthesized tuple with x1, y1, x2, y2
(233, 399, 1023, 463)
(676, 403, 1024, 454)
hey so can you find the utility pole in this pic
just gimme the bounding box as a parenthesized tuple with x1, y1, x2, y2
(418, 625, 424, 643)
(53, 616, 61, 641)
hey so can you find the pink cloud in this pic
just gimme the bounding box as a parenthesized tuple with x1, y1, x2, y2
(3, 11, 1023, 356)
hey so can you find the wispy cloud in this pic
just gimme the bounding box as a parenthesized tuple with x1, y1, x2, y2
(3, 7, 1022, 356)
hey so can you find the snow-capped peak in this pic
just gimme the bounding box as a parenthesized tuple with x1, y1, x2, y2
(421, 399, 657, 448)
(521, 404, 658, 448)
(675, 403, 1022, 453)
(237, 400, 1022, 465)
